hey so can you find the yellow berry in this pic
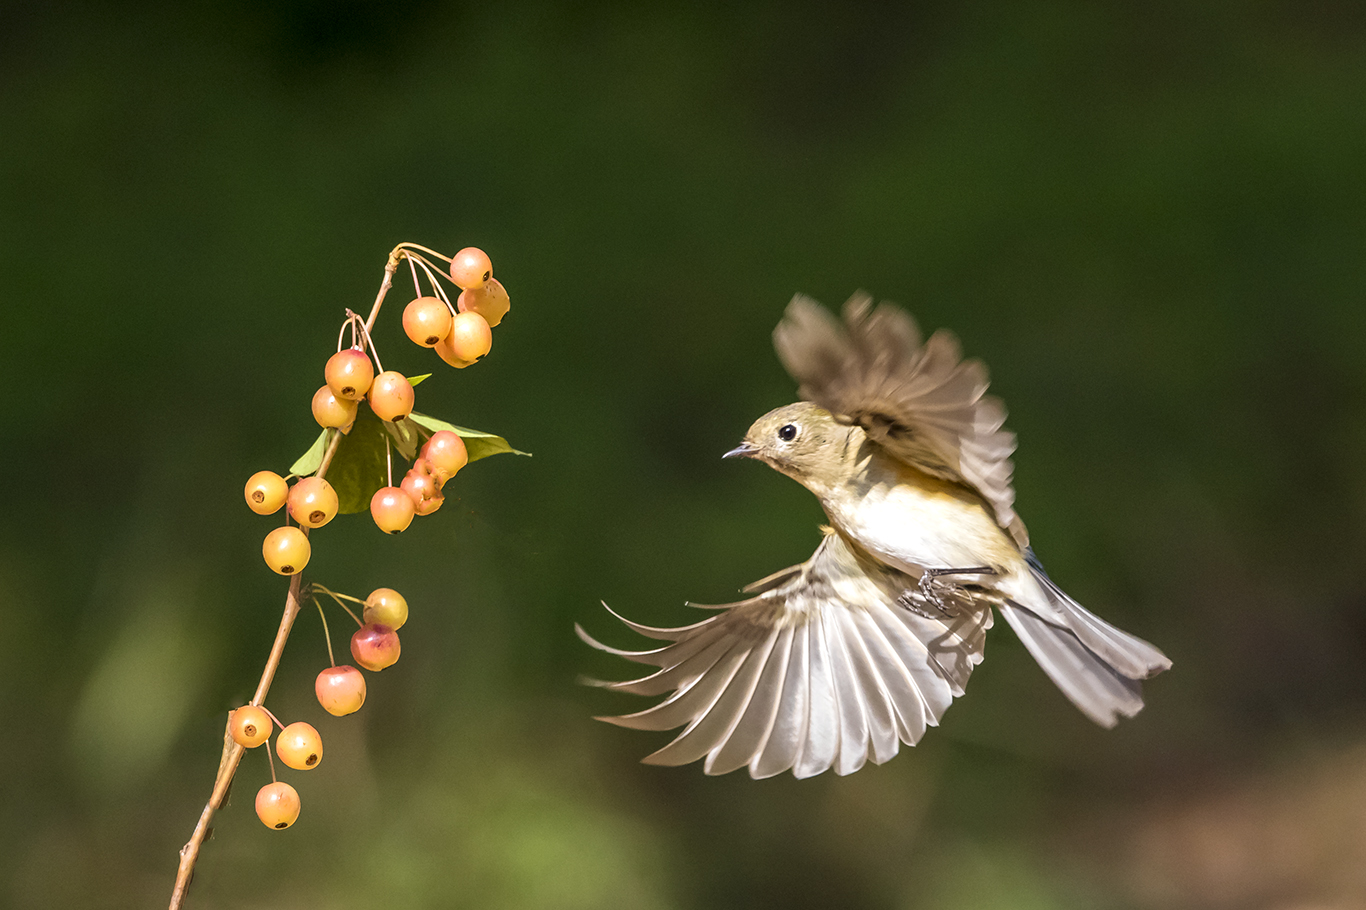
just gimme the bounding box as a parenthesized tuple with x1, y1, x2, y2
(325, 348, 374, 401)
(369, 371, 415, 422)
(402, 296, 454, 348)
(255, 782, 301, 829)
(245, 471, 288, 515)
(448, 247, 492, 289)
(229, 705, 272, 748)
(276, 721, 323, 770)
(457, 277, 510, 327)
(311, 385, 358, 429)
(287, 477, 338, 529)
(363, 588, 408, 631)
(263, 526, 310, 575)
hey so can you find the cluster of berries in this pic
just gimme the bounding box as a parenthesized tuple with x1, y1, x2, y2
(230, 586, 410, 828)
(403, 246, 510, 368)
(222, 245, 510, 833)
(241, 247, 509, 554)
(371, 430, 467, 530)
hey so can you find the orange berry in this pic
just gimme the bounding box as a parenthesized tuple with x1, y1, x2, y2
(287, 477, 338, 529)
(422, 431, 468, 480)
(401, 469, 440, 506)
(402, 296, 454, 348)
(256, 781, 301, 829)
(230, 705, 273, 748)
(411, 457, 445, 489)
(245, 471, 288, 515)
(433, 329, 473, 368)
(448, 247, 492, 289)
(315, 665, 366, 716)
(311, 384, 358, 429)
(369, 371, 415, 422)
(276, 721, 323, 770)
(325, 348, 374, 401)
(364, 587, 408, 631)
(370, 485, 415, 533)
(456, 277, 510, 327)
(436, 312, 491, 368)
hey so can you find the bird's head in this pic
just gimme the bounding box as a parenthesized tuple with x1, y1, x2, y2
(725, 401, 851, 494)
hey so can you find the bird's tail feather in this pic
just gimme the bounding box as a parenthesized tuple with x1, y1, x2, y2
(998, 557, 1171, 727)
(997, 602, 1147, 727)
(1026, 558, 1171, 681)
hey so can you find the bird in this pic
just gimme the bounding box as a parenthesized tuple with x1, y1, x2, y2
(577, 293, 1171, 779)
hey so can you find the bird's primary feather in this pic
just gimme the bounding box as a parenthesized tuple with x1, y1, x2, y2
(579, 530, 991, 778)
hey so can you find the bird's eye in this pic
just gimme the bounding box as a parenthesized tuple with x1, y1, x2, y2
(777, 424, 798, 442)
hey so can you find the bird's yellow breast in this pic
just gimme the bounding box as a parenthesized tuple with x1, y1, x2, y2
(820, 454, 1023, 576)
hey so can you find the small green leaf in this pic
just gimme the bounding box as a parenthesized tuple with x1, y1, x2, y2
(290, 430, 330, 477)
(408, 412, 531, 462)
(325, 408, 391, 514)
(384, 417, 422, 461)
(407, 373, 432, 387)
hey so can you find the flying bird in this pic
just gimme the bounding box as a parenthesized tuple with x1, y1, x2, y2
(579, 293, 1170, 778)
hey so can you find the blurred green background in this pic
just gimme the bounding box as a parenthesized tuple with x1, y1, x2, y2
(4, 2, 1366, 908)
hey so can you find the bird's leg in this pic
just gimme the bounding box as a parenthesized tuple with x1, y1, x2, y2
(910, 566, 998, 617)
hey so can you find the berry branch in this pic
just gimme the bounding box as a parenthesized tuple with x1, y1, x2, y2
(169, 243, 525, 909)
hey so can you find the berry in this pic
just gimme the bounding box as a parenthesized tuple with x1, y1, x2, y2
(263, 526, 310, 575)
(245, 471, 288, 516)
(276, 721, 323, 770)
(311, 384, 358, 429)
(255, 782, 301, 829)
(370, 486, 415, 533)
(449, 247, 492, 289)
(229, 705, 273, 748)
(400, 469, 440, 508)
(422, 431, 468, 481)
(351, 623, 401, 671)
(437, 312, 492, 367)
(364, 587, 408, 631)
(434, 329, 473, 368)
(287, 477, 339, 529)
(325, 348, 374, 401)
(457, 277, 510, 327)
(315, 665, 367, 716)
(413, 489, 444, 516)
(402, 296, 454, 348)
(369, 371, 415, 422)
(411, 457, 445, 488)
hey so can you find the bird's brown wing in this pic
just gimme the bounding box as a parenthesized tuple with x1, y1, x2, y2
(773, 293, 1028, 548)
(578, 530, 991, 779)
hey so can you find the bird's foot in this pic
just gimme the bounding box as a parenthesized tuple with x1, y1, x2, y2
(905, 566, 997, 618)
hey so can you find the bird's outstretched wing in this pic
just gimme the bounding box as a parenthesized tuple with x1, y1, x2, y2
(773, 293, 1028, 548)
(578, 529, 991, 779)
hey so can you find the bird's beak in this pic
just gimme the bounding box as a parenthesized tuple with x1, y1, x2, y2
(723, 441, 759, 460)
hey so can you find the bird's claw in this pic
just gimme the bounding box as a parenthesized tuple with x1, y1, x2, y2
(902, 566, 998, 618)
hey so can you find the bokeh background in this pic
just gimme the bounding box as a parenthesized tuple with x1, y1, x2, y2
(5, 2, 1366, 908)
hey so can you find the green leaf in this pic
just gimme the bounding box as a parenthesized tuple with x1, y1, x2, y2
(407, 373, 432, 387)
(384, 416, 422, 461)
(290, 430, 330, 477)
(285, 410, 526, 517)
(325, 407, 392, 514)
(407, 411, 531, 462)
